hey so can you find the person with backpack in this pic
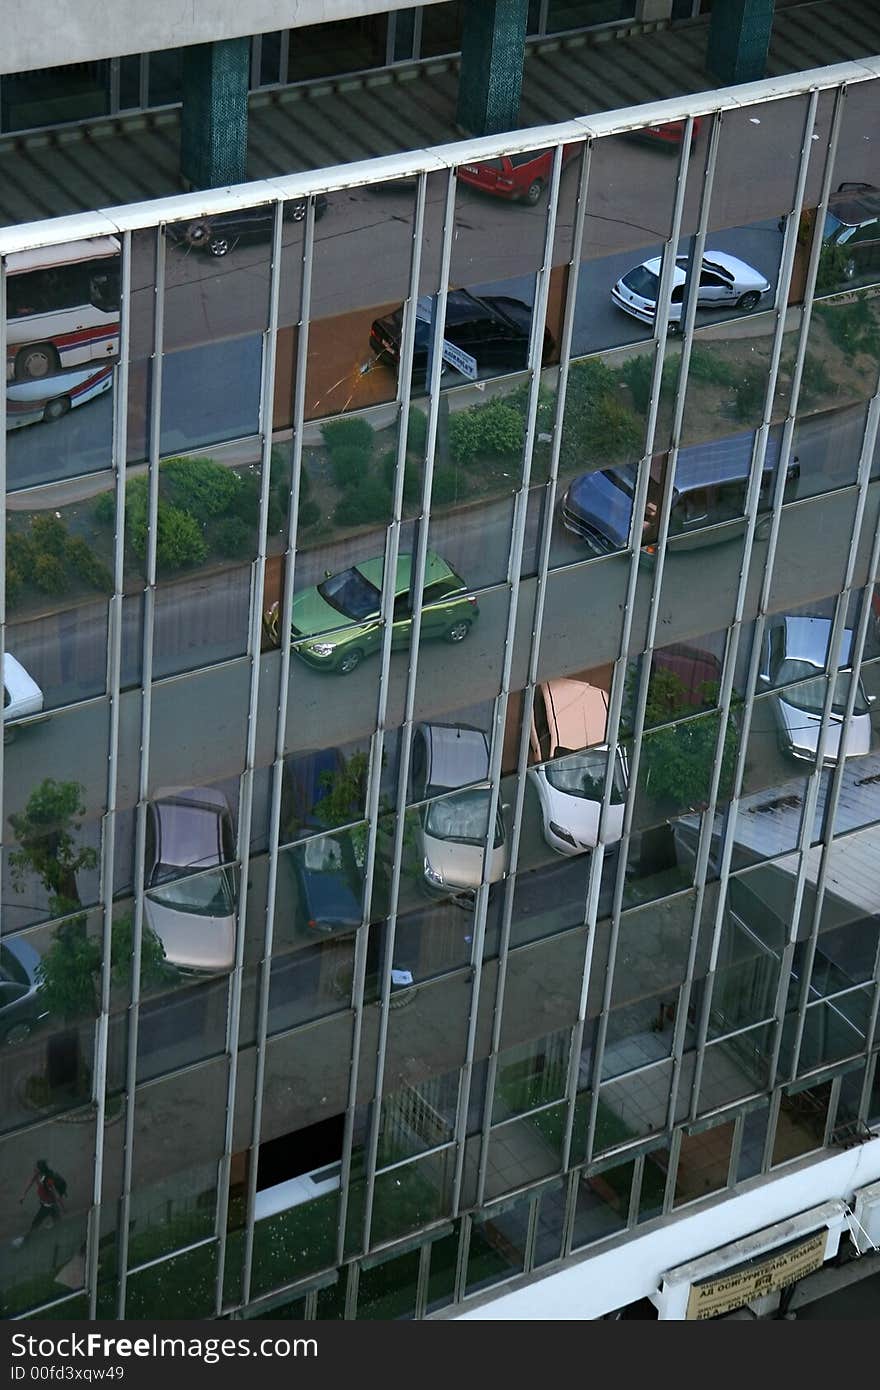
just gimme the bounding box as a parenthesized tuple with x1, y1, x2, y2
(14, 1159, 66, 1246)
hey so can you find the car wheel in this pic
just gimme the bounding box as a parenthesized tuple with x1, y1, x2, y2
(336, 648, 363, 675)
(208, 237, 230, 257)
(43, 395, 71, 423)
(290, 200, 307, 223)
(444, 619, 472, 644)
(666, 320, 681, 336)
(15, 343, 60, 381)
(737, 290, 761, 311)
(524, 179, 545, 207)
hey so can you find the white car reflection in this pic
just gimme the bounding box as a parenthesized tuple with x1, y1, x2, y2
(611, 251, 771, 330)
(3, 652, 44, 729)
(6, 363, 112, 430)
(527, 679, 628, 854)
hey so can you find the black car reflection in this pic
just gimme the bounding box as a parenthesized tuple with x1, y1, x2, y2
(823, 182, 880, 281)
(167, 196, 329, 257)
(370, 289, 554, 384)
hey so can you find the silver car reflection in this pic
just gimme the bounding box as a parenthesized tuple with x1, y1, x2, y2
(144, 787, 238, 972)
(759, 615, 874, 764)
(411, 723, 507, 899)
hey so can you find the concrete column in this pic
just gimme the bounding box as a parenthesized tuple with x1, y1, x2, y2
(180, 37, 250, 190)
(456, 0, 529, 138)
(707, 0, 775, 85)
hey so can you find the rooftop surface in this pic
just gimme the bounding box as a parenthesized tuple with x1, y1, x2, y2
(1, 0, 878, 228)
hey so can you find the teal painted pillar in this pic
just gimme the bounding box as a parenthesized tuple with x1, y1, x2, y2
(707, 0, 775, 85)
(456, 0, 529, 138)
(180, 38, 250, 190)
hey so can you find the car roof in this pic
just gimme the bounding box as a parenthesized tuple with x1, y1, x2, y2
(415, 723, 491, 792)
(534, 679, 609, 756)
(780, 614, 836, 664)
(640, 250, 761, 285)
(828, 185, 880, 225)
(700, 250, 757, 278)
(151, 787, 231, 870)
(671, 427, 783, 492)
(355, 550, 458, 595)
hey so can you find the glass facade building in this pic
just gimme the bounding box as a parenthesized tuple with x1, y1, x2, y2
(1, 59, 880, 1322)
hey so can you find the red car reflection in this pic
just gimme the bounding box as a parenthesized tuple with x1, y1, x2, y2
(457, 144, 580, 205)
(637, 117, 704, 149)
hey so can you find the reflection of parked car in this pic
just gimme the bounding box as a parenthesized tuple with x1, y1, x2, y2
(144, 788, 238, 971)
(528, 679, 627, 854)
(411, 723, 507, 897)
(632, 117, 704, 149)
(266, 550, 478, 675)
(457, 144, 579, 205)
(822, 183, 880, 281)
(6, 363, 113, 430)
(3, 653, 44, 726)
(562, 429, 799, 555)
(291, 833, 363, 936)
(0, 937, 48, 1046)
(370, 289, 554, 383)
(759, 615, 874, 764)
(611, 250, 771, 329)
(651, 643, 722, 710)
(166, 197, 329, 257)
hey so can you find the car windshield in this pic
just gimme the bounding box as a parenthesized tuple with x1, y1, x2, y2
(545, 748, 627, 802)
(0, 946, 30, 987)
(318, 568, 381, 621)
(779, 668, 869, 717)
(622, 265, 660, 301)
(823, 211, 846, 242)
(148, 866, 234, 915)
(424, 788, 504, 847)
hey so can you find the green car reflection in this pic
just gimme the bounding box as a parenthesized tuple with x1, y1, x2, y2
(266, 551, 480, 675)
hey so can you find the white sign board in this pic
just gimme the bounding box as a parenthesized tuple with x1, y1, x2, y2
(415, 295, 478, 380)
(439, 339, 478, 379)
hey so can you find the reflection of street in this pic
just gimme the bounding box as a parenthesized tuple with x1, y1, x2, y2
(5, 475, 878, 828)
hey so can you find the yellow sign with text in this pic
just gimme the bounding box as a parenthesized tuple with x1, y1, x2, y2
(685, 1231, 827, 1320)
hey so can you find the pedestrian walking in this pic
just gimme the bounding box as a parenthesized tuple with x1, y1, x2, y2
(13, 1159, 67, 1247)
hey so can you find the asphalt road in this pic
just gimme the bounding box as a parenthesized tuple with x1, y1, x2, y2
(7, 398, 875, 726)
